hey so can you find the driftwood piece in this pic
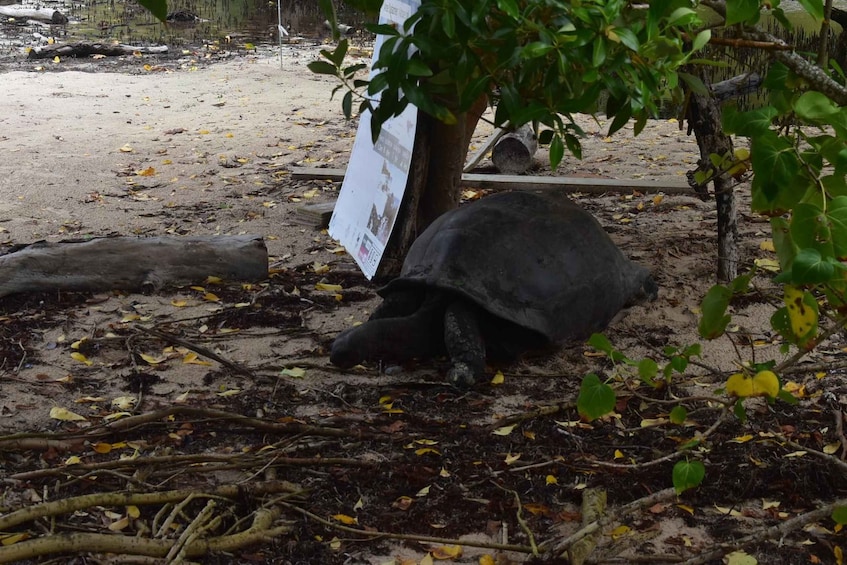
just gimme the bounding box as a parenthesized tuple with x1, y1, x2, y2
(28, 42, 168, 59)
(0, 5, 67, 23)
(710, 72, 762, 102)
(491, 123, 538, 174)
(0, 235, 268, 298)
(291, 167, 693, 195)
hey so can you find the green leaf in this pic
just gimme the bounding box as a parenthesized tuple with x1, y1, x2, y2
(829, 196, 847, 259)
(406, 59, 433, 77)
(672, 460, 705, 494)
(638, 358, 659, 387)
(497, 0, 520, 19)
(790, 202, 833, 257)
(592, 37, 607, 67)
(733, 398, 747, 423)
(786, 248, 836, 284)
(318, 0, 338, 39)
(722, 106, 777, 137)
(833, 506, 847, 525)
(307, 60, 338, 76)
(522, 42, 554, 59)
(588, 333, 628, 363)
(725, 0, 760, 25)
(797, 0, 824, 21)
(698, 284, 732, 340)
(577, 373, 616, 421)
(138, 0, 168, 21)
(342, 91, 353, 119)
(750, 130, 803, 207)
(549, 134, 565, 170)
(669, 405, 688, 425)
(794, 91, 840, 122)
(679, 72, 709, 96)
(691, 29, 711, 53)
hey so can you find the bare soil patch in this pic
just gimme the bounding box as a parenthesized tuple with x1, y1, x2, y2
(1, 47, 846, 565)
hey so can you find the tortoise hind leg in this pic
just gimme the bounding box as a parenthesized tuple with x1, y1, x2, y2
(443, 300, 486, 388)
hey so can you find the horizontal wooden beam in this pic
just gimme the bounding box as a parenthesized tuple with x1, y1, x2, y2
(291, 167, 694, 195)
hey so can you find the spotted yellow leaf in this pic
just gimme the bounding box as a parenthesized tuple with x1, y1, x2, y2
(111, 396, 137, 410)
(784, 285, 818, 342)
(725, 370, 780, 399)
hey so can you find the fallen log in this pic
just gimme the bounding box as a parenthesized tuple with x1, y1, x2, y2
(28, 42, 168, 59)
(0, 235, 268, 298)
(0, 5, 67, 23)
(491, 123, 538, 174)
(709, 72, 762, 102)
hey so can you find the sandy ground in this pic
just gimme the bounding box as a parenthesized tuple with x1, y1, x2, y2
(1, 45, 828, 563)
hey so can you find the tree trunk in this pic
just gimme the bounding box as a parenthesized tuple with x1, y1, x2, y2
(375, 96, 487, 280)
(686, 84, 739, 282)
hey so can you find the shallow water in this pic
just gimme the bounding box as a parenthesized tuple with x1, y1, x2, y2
(0, 0, 364, 50)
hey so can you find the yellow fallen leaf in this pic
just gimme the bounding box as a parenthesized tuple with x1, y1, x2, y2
(183, 352, 212, 366)
(108, 516, 130, 531)
(119, 144, 134, 153)
(479, 555, 496, 565)
(280, 367, 306, 378)
(759, 239, 775, 252)
(136, 167, 156, 176)
(53, 55, 60, 63)
(614, 449, 624, 459)
(677, 504, 695, 515)
(608, 525, 630, 539)
(416, 485, 431, 497)
(203, 292, 220, 302)
(490, 370, 505, 385)
(504, 452, 521, 465)
(784, 450, 807, 458)
(315, 282, 343, 292)
(729, 434, 754, 443)
(140, 353, 167, 365)
(70, 352, 92, 366)
(50, 406, 87, 422)
(415, 447, 441, 456)
(0, 533, 29, 546)
(111, 396, 137, 410)
(431, 545, 462, 559)
(217, 389, 241, 397)
(65, 455, 82, 465)
(93, 442, 112, 454)
(332, 513, 358, 525)
(492, 424, 516, 436)
(545, 475, 558, 485)
(313, 262, 330, 274)
(171, 299, 189, 307)
(753, 258, 780, 272)
(824, 442, 841, 454)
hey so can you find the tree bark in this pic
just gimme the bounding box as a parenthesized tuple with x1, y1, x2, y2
(375, 96, 487, 280)
(686, 84, 738, 282)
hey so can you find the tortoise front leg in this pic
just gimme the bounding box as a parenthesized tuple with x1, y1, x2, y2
(443, 299, 486, 388)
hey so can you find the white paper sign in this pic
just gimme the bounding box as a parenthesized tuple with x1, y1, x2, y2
(328, 0, 421, 279)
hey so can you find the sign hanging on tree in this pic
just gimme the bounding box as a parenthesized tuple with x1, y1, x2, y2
(328, 0, 420, 280)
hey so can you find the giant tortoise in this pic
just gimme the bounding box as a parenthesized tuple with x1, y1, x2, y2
(331, 190, 657, 387)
